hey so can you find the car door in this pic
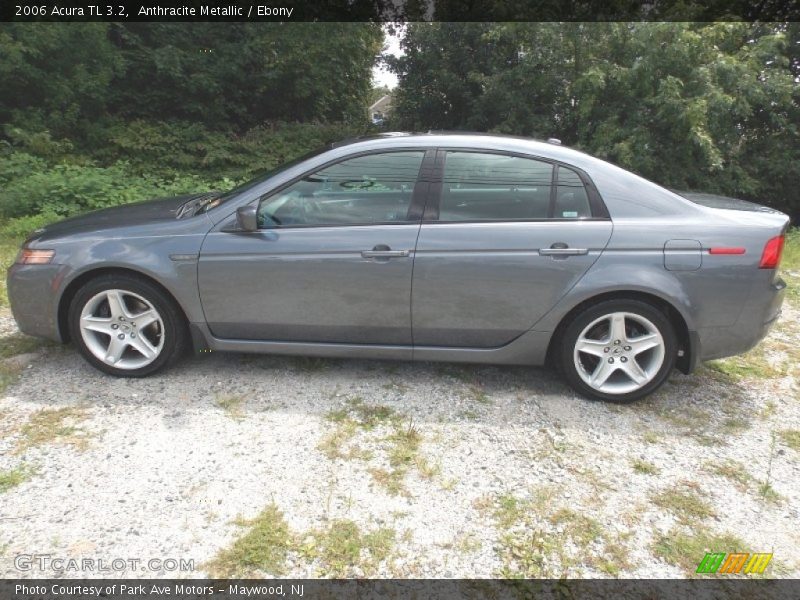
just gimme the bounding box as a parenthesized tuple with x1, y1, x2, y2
(198, 149, 431, 345)
(411, 149, 613, 347)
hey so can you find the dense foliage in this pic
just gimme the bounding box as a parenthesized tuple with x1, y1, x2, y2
(0, 23, 381, 234)
(389, 23, 800, 218)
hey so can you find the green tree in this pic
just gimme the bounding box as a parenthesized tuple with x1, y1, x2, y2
(389, 22, 800, 216)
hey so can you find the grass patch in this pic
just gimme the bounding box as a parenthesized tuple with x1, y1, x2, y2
(631, 459, 659, 475)
(369, 419, 424, 496)
(642, 431, 662, 444)
(319, 397, 397, 461)
(706, 352, 785, 380)
(549, 508, 604, 546)
(325, 397, 396, 430)
(318, 420, 366, 461)
(214, 394, 246, 420)
(465, 384, 491, 404)
(721, 416, 751, 434)
(300, 519, 395, 577)
(0, 235, 23, 308)
(491, 492, 631, 577)
(320, 399, 437, 496)
(0, 362, 24, 396)
(0, 465, 34, 493)
(0, 333, 51, 359)
(205, 503, 292, 577)
(653, 527, 748, 574)
(777, 429, 800, 452)
(652, 483, 715, 522)
(781, 228, 800, 304)
(16, 407, 90, 452)
(705, 459, 753, 490)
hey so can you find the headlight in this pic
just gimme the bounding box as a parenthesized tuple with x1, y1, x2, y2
(15, 248, 56, 265)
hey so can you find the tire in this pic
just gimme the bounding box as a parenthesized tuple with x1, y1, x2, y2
(68, 274, 188, 377)
(557, 299, 677, 403)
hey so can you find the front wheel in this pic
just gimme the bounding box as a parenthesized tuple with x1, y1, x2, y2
(557, 299, 677, 403)
(68, 274, 188, 377)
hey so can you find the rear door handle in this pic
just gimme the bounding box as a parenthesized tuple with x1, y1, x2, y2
(361, 245, 410, 259)
(539, 243, 588, 257)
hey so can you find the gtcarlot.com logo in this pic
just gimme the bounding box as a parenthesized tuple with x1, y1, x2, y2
(14, 554, 194, 573)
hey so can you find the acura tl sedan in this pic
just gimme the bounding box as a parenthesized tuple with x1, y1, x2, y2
(7, 133, 789, 402)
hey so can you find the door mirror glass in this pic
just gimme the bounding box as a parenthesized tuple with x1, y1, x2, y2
(236, 205, 258, 231)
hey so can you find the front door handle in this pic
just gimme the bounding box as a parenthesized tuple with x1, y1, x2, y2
(539, 242, 588, 257)
(361, 244, 410, 259)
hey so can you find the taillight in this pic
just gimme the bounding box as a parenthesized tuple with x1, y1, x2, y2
(759, 235, 785, 269)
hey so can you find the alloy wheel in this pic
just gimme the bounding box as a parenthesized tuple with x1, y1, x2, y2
(572, 311, 666, 395)
(79, 289, 165, 370)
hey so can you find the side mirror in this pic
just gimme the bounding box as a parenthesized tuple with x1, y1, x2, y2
(236, 205, 258, 232)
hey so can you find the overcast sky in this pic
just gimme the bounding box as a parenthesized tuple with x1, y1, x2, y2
(372, 26, 402, 89)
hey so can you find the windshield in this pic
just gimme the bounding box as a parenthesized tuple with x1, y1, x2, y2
(176, 146, 331, 218)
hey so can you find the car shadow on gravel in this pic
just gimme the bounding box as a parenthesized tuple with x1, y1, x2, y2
(3, 342, 768, 444)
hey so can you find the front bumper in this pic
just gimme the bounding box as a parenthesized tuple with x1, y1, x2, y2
(6, 263, 67, 342)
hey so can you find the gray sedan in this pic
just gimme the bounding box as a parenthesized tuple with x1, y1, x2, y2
(6, 133, 789, 402)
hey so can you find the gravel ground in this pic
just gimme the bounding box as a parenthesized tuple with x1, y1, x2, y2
(1, 305, 798, 579)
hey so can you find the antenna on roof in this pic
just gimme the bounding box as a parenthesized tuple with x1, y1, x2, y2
(547, 138, 562, 145)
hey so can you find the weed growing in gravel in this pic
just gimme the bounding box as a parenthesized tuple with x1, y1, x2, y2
(651, 482, 716, 523)
(16, 407, 90, 452)
(641, 431, 662, 444)
(757, 433, 784, 504)
(652, 527, 748, 575)
(777, 429, 800, 452)
(490, 490, 631, 577)
(631, 459, 660, 475)
(206, 503, 292, 577)
(319, 397, 395, 461)
(704, 459, 753, 490)
(320, 399, 437, 497)
(0, 465, 34, 492)
(299, 519, 395, 577)
(214, 394, 246, 420)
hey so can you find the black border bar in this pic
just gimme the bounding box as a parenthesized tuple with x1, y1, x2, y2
(2, 579, 800, 600)
(2, 0, 800, 22)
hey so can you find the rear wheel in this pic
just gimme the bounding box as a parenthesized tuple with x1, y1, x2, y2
(68, 274, 187, 377)
(557, 299, 677, 402)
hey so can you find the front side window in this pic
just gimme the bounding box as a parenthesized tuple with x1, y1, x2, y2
(438, 151, 593, 221)
(257, 151, 425, 227)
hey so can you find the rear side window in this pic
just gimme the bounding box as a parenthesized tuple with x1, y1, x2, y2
(438, 151, 593, 221)
(554, 166, 591, 219)
(440, 152, 553, 221)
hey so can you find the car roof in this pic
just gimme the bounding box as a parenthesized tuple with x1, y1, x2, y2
(328, 131, 600, 167)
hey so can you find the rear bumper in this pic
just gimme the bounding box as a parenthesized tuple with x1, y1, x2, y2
(696, 275, 785, 362)
(6, 263, 66, 342)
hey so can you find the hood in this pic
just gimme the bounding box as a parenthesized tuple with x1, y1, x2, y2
(30, 193, 211, 241)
